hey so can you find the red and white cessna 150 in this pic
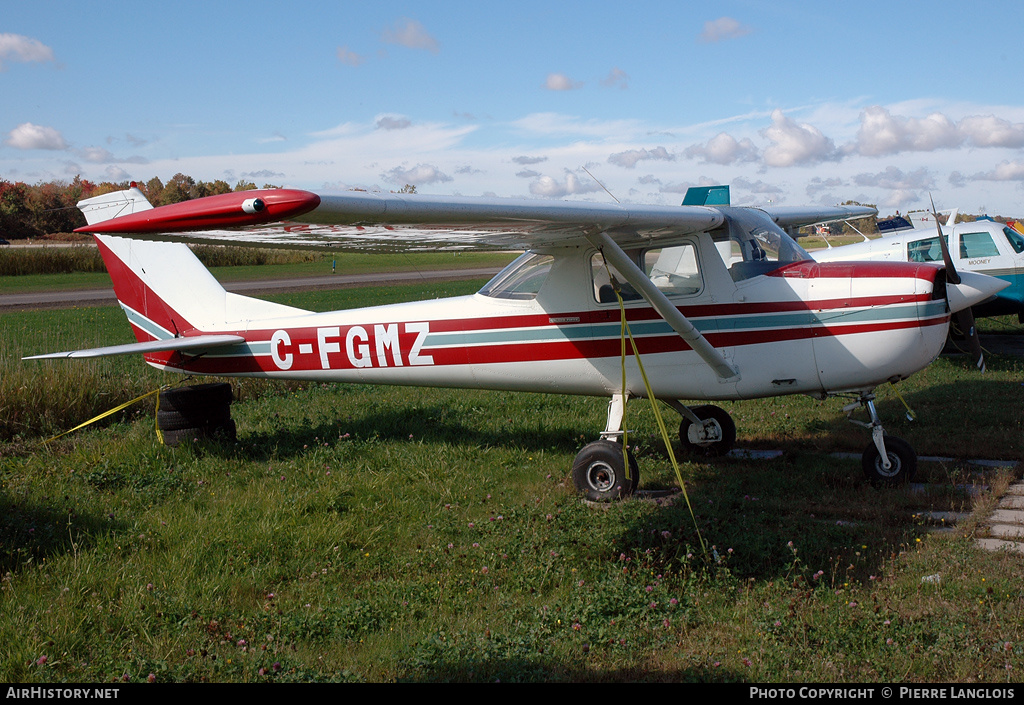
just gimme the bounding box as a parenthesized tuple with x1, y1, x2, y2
(25, 184, 1007, 497)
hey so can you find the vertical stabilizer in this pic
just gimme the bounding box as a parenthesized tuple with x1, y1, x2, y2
(78, 188, 308, 344)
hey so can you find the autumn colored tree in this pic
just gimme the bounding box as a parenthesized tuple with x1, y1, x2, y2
(159, 173, 196, 205)
(0, 180, 34, 239)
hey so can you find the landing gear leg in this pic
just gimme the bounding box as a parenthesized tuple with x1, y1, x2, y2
(571, 394, 639, 502)
(844, 392, 917, 486)
(665, 400, 736, 456)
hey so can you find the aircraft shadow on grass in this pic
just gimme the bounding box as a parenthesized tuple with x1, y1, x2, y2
(0, 493, 126, 577)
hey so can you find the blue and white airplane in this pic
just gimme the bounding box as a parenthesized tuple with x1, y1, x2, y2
(814, 210, 1024, 321)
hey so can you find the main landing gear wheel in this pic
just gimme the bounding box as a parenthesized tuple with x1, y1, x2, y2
(679, 404, 736, 456)
(572, 440, 639, 502)
(862, 435, 916, 487)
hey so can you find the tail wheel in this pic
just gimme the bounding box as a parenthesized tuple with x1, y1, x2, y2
(862, 435, 916, 486)
(572, 440, 639, 502)
(679, 404, 736, 456)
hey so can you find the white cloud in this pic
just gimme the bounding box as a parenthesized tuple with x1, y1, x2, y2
(600, 67, 629, 89)
(336, 46, 364, 66)
(806, 177, 846, 198)
(5, 122, 68, 150)
(852, 106, 961, 156)
(684, 132, 759, 165)
(544, 73, 583, 91)
(971, 160, 1024, 181)
(760, 110, 837, 167)
(732, 177, 783, 196)
(513, 155, 547, 165)
(511, 113, 644, 140)
(79, 146, 115, 163)
(381, 18, 439, 54)
(852, 166, 935, 191)
(0, 33, 55, 69)
(958, 115, 1024, 148)
(376, 115, 412, 130)
(103, 166, 131, 182)
(608, 146, 674, 169)
(242, 169, 286, 180)
(699, 17, 752, 43)
(383, 163, 452, 185)
(528, 171, 602, 198)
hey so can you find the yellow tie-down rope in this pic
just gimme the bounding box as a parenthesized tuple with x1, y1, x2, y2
(38, 385, 171, 446)
(605, 262, 707, 557)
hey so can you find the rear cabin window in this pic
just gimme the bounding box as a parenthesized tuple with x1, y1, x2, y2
(959, 231, 999, 259)
(591, 243, 702, 303)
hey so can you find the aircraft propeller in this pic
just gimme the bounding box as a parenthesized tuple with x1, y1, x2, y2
(931, 195, 987, 372)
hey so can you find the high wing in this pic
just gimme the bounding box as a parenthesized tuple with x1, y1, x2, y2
(755, 204, 880, 230)
(76, 186, 876, 253)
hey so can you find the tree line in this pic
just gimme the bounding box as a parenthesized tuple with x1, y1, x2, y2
(0, 174, 276, 239)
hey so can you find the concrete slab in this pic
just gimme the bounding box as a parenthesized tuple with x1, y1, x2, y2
(999, 495, 1024, 509)
(976, 538, 1024, 555)
(990, 524, 1024, 540)
(988, 509, 1024, 526)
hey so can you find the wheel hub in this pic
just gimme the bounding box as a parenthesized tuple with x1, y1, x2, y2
(586, 461, 615, 491)
(687, 418, 722, 446)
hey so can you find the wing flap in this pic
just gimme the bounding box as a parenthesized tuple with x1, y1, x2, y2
(23, 334, 247, 360)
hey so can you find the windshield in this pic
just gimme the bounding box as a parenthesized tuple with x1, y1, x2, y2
(478, 252, 553, 299)
(715, 207, 813, 281)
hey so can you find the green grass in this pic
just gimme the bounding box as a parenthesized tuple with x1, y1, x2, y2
(1, 284, 1023, 683)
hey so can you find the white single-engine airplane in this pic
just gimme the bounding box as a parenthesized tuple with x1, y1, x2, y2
(24, 183, 1008, 495)
(814, 204, 1024, 372)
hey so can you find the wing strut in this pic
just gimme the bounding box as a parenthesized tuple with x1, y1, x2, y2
(587, 231, 740, 381)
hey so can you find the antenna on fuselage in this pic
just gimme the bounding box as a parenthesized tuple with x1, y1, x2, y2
(582, 166, 620, 204)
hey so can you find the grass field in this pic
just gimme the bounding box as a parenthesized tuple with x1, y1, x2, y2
(2, 279, 1023, 683)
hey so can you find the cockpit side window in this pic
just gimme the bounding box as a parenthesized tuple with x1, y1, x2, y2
(713, 207, 812, 281)
(907, 236, 943, 262)
(1003, 226, 1024, 254)
(478, 252, 553, 300)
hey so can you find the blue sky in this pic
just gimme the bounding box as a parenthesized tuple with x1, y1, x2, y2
(3, 0, 1024, 216)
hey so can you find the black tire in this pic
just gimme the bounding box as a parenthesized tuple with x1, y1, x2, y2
(158, 383, 233, 413)
(156, 406, 231, 431)
(159, 426, 207, 447)
(679, 404, 736, 456)
(157, 383, 235, 446)
(159, 419, 236, 446)
(571, 440, 639, 502)
(862, 435, 917, 486)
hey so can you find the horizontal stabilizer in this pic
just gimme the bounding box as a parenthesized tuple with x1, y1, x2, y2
(23, 334, 246, 360)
